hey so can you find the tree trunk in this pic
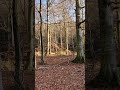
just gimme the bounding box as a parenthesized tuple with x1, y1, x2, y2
(98, 0, 120, 85)
(54, 28, 57, 53)
(66, 26, 69, 55)
(35, 48, 37, 69)
(49, 28, 51, 54)
(72, 31, 75, 57)
(0, 71, 3, 90)
(72, 0, 84, 63)
(9, 0, 14, 47)
(33, 0, 35, 68)
(116, 10, 119, 44)
(0, 56, 3, 90)
(52, 11, 57, 53)
(11, 13, 14, 47)
(28, 0, 34, 70)
(115, 0, 120, 64)
(40, 0, 44, 64)
(47, 0, 50, 55)
(12, 0, 23, 89)
(60, 27, 63, 55)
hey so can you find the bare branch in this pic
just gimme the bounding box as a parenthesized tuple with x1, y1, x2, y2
(79, 20, 85, 26)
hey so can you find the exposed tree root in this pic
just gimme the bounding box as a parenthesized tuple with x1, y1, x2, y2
(27, 65, 34, 71)
(39, 62, 46, 65)
(71, 56, 84, 63)
(87, 71, 120, 88)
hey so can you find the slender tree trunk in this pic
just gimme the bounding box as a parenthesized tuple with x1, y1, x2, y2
(12, 0, 23, 89)
(49, 28, 51, 54)
(0, 56, 3, 90)
(72, 31, 75, 57)
(54, 29, 57, 53)
(63, 9, 66, 55)
(47, 0, 50, 55)
(28, 0, 34, 70)
(40, 0, 44, 64)
(32, 0, 35, 68)
(116, 11, 119, 44)
(72, 0, 84, 63)
(98, 0, 120, 85)
(0, 71, 3, 90)
(11, 15, 14, 47)
(66, 26, 69, 55)
(35, 48, 37, 69)
(52, 10, 57, 53)
(60, 27, 63, 55)
(10, 0, 14, 47)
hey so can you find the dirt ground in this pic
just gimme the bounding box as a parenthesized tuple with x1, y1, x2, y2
(35, 56, 85, 90)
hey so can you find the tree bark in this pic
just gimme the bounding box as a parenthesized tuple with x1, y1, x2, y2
(72, 0, 84, 63)
(98, 0, 119, 85)
(0, 56, 3, 90)
(40, 0, 44, 64)
(0, 71, 3, 90)
(28, 0, 34, 70)
(66, 26, 69, 55)
(47, 0, 50, 55)
(49, 27, 51, 54)
(54, 27, 57, 53)
(60, 26, 63, 55)
(12, 0, 23, 89)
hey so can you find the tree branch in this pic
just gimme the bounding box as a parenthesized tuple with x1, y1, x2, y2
(78, 20, 85, 26)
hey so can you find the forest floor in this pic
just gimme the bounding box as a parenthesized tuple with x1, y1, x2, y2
(35, 55, 85, 90)
(2, 55, 119, 90)
(36, 56, 120, 90)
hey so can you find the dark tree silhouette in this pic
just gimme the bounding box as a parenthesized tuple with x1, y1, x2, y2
(12, 0, 23, 89)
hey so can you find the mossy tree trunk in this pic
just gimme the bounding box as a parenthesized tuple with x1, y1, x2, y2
(72, 0, 85, 63)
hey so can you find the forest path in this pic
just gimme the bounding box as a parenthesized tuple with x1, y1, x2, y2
(35, 56, 85, 90)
